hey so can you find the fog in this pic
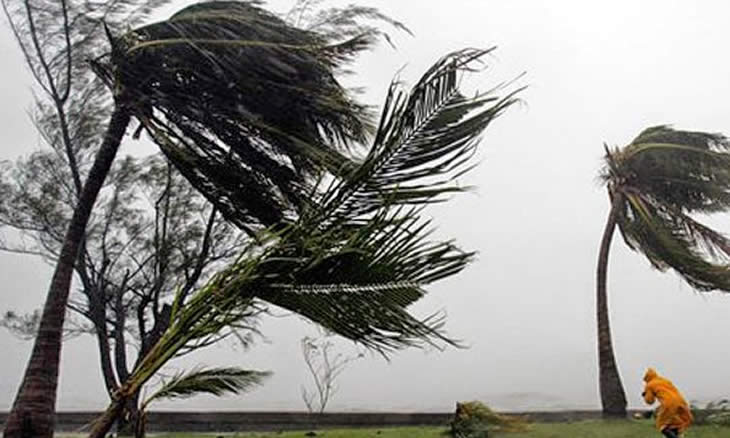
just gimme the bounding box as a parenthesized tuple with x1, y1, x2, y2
(2, 0, 730, 413)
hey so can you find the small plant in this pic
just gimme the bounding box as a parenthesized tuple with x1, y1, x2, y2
(450, 401, 528, 438)
(301, 331, 364, 413)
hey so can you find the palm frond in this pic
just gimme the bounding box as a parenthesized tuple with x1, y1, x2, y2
(91, 1, 388, 232)
(316, 48, 523, 225)
(253, 205, 473, 352)
(604, 125, 730, 213)
(616, 192, 730, 291)
(242, 41, 524, 344)
(153, 205, 470, 355)
(193, 48, 519, 352)
(142, 366, 270, 408)
(125, 0, 376, 147)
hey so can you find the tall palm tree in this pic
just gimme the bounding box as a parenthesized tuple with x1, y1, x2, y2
(86, 48, 522, 438)
(4, 2, 397, 436)
(597, 125, 730, 416)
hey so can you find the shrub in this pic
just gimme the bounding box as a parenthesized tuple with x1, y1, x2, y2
(692, 400, 730, 426)
(450, 401, 528, 437)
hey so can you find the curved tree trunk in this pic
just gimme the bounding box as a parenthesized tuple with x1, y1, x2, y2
(116, 392, 142, 436)
(87, 398, 127, 438)
(4, 108, 131, 438)
(596, 192, 628, 417)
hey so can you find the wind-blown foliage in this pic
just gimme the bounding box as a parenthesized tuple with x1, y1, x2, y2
(284, 0, 411, 53)
(255, 49, 522, 351)
(318, 48, 520, 222)
(601, 125, 730, 290)
(133, 366, 269, 437)
(142, 366, 270, 406)
(90, 0, 406, 234)
(87, 48, 522, 438)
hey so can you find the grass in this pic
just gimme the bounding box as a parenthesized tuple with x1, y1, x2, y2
(147, 428, 442, 437)
(506, 420, 728, 437)
(57, 421, 730, 437)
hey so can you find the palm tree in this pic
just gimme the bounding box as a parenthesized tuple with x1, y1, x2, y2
(86, 48, 522, 438)
(4, 2, 398, 436)
(597, 125, 730, 416)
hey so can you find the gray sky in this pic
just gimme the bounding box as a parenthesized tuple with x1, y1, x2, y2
(2, 0, 730, 412)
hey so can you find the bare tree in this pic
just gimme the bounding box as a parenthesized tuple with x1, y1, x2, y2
(301, 331, 363, 413)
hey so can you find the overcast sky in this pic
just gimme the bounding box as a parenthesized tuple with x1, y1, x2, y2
(3, 0, 730, 413)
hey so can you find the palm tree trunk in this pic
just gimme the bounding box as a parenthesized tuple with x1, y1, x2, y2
(596, 192, 628, 417)
(3, 108, 131, 438)
(87, 398, 127, 438)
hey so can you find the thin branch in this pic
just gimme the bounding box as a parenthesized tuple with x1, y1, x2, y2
(23, 0, 60, 101)
(179, 206, 218, 304)
(0, 0, 48, 95)
(114, 271, 131, 382)
(59, 0, 72, 102)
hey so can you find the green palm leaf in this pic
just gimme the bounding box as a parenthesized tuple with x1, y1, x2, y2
(142, 366, 270, 409)
(616, 192, 730, 291)
(604, 125, 730, 213)
(317, 48, 523, 223)
(254, 206, 473, 351)
(244, 50, 522, 351)
(603, 125, 730, 292)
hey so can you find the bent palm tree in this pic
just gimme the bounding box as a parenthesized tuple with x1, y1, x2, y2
(597, 125, 730, 416)
(87, 48, 522, 438)
(5, 2, 396, 436)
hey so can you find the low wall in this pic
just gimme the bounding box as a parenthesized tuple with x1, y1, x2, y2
(0, 410, 637, 433)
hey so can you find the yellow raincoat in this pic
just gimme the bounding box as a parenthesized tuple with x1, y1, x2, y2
(642, 368, 693, 433)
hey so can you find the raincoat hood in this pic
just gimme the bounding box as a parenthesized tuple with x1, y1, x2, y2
(644, 367, 658, 382)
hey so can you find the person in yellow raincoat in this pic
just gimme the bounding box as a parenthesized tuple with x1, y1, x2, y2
(642, 367, 693, 438)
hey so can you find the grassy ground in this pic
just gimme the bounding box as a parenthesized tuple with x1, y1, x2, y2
(506, 420, 727, 437)
(57, 421, 730, 437)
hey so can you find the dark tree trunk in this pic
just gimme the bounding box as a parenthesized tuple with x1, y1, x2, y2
(134, 410, 147, 438)
(3, 108, 131, 438)
(91, 287, 120, 395)
(116, 394, 141, 436)
(596, 192, 628, 417)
